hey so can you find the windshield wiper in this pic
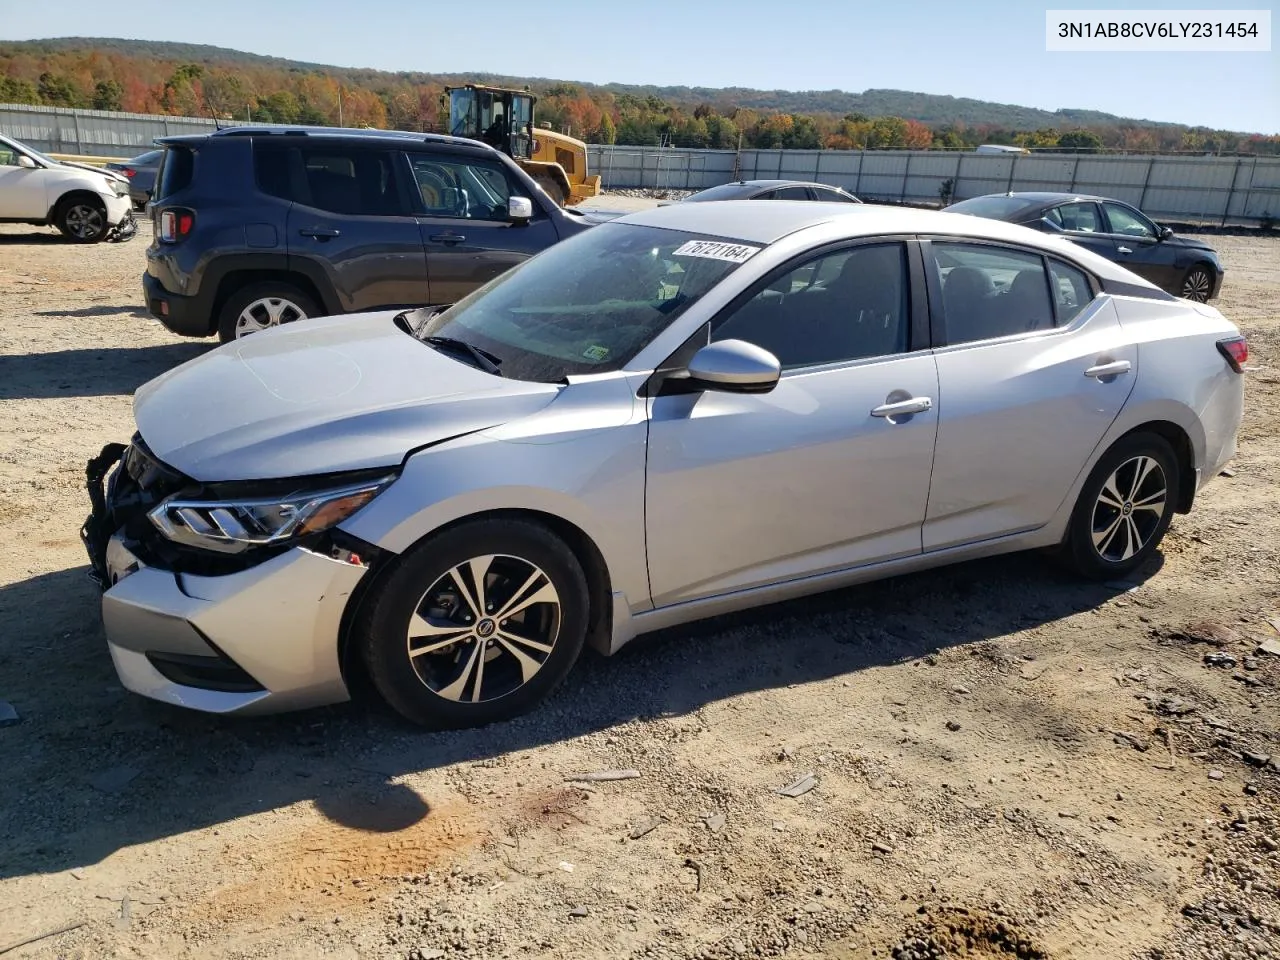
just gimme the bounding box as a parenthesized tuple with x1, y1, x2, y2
(424, 336, 503, 376)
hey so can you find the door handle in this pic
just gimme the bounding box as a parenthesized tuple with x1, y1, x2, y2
(429, 233, 466, 245)
(1117, 245, 1133, 254)
(1084, 359, 1132, 380)
(871, 397, 933, 418)
(299, 226, 340, 239)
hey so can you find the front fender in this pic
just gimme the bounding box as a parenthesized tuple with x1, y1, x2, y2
(338, 422, 652, 619)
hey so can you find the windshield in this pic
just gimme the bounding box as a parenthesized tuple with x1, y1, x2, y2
(0, 135, 57, 167)
(947, 195, 1041, 220)
(414, 222, 762, 382)
(684, 183, 756, 202)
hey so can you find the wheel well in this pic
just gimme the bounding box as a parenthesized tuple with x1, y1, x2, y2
(335, 508, 614, 688)
(49, 189, 104, 222)
(1119, 421, 1196, 513)
(211, 270, 327, 331)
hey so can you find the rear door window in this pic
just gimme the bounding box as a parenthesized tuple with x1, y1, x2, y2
(775, 186, 811, 200)
(154, 146, 194, 200)
(930, 242, 1056, 343)
(300, 147, 406, 216)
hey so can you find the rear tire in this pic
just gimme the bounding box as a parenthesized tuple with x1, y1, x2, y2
(358, 519, 590, 729)
(1181, 264, 1214, 303)
(1060, 431, 1181, 580)
(216, 282, 319, 343)
(55, 196, 108, 243)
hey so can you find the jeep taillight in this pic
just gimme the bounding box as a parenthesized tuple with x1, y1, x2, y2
(1216, 336, 1248, 373)
(158, 209, 194, 243)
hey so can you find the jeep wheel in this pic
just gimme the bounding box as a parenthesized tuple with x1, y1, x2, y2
(217, 282, 320, 343)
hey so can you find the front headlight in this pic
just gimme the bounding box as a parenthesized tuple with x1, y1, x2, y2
(147, 475, 395, 554)
(108, 178, 129, 197)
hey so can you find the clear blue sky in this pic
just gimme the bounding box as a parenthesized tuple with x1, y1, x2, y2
(2, 0, 1276, 132)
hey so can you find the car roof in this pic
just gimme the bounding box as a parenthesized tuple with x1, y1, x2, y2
(998, 191, 1114, 204)
(720, 179, 846, 190)
(614, 200, 1160, 287)
(617, 200, 1046, 245)
(156, 125, 500, 155)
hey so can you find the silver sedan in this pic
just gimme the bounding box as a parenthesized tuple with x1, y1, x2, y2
(82, 201, 1247, 728)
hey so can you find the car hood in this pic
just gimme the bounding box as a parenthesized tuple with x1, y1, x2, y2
(1162, 234, 1217, 254)
(58, 159, 127, 183)
(133, 311, 561, 482)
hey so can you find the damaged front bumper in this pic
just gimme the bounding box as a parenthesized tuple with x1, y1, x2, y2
(81, 441, 367, 715)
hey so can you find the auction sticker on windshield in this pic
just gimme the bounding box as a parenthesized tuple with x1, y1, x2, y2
(671, 240, 762, 263)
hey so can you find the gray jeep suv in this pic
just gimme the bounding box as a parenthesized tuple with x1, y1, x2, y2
(143, 126, 593, 342)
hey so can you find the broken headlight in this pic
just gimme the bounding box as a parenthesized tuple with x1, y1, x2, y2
(147, 474, 395, 555)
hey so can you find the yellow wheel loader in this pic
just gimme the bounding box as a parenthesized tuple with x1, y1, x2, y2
(445, 84, 602, 207)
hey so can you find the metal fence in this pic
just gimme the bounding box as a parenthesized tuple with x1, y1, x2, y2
(588, 145, 1280, 226)
(4, 103, 1277, 225)
(0, 103, 270, 157)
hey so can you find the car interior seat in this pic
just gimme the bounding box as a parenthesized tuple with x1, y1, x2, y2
(941, 265, 996, 342)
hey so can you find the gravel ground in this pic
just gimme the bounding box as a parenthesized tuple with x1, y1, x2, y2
(0, 211, 1278, 960)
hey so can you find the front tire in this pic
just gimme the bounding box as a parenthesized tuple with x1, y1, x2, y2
(358, 520, 590, 729)
(1061, 432, 1180, 580)
(1181, 264, 1214, 303)
(55, 197, 108, 243)
(216, 282, 319, 343)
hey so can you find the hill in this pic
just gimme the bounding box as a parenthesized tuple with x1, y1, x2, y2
(2, 37, 1275, 154)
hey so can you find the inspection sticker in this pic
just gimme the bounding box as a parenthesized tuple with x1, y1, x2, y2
(671, 240, 761, 263)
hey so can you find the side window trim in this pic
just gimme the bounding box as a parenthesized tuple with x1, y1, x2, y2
(1046, 256, 1101, 327)
(704, 235, 926, 372)
(393, 150, 426, 216)
(921, 236, 1091, 348)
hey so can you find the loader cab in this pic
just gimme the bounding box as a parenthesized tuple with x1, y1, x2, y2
(447, 85, 536, 161)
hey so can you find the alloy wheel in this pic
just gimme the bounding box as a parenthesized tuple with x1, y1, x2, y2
(405, 554, 562, 703)
(235, 297, 308, 337)
(1181, 268, 1212, 303)
(64, 203, 105, 240)
(1090, 455, 1168, 563)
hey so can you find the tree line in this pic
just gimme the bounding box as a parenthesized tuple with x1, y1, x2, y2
(2, 47, 1276, 156)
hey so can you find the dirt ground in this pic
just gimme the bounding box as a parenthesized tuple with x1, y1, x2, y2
(1, 212, 1278, 960)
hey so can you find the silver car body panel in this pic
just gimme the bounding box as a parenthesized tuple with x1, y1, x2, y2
(96, 202, 1245, 709)
(134, 311, 559, 481)
(103, 537, 365, 714)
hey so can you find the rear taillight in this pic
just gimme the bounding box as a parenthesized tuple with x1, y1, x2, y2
(158, 209, 195, 243)
(121, 167, 136, 178)
(1217, 336, 1248, 373)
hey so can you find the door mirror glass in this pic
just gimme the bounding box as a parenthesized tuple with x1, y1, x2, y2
(1160, 225, 1174, 240)
(508, 195, 534, 222)
(686, 339, 781, 394)
(17, 155, 37, 169)
(1039, 216, 1064, 232)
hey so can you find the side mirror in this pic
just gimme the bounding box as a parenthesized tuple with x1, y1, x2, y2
(17, 155, 36, 169)
(686, 339, 781, 394)
(1038, 216, 1065, 233)
(1159, 226, 1174, 240)
(508, 196, 534, 223)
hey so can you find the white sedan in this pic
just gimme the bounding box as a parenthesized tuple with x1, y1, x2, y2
(0, 133, 136, 242)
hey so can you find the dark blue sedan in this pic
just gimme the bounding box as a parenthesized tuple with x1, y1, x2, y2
(105, 149, 162, 211)
(947, 192, 1223, 302)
